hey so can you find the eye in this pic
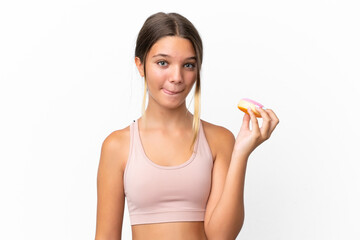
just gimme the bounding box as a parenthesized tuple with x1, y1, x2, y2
(157, 61, 168, 66)
(184, 63, 196, 69)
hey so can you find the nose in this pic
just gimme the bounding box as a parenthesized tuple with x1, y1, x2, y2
(169, 65, 183, 84)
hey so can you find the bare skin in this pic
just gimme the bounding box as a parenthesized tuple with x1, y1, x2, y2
(130, 222, 207, 240)
(95, 36, 280, 239)
(95, 118, 232, 240)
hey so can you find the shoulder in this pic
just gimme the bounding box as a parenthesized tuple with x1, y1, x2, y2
(201, 119, 235, 160)
(100, 125, 131, 172)
(201, 119, 235, 142)
(103, 126, 130, 148)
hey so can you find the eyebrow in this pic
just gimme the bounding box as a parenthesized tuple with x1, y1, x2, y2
(152, 53, 197, 61)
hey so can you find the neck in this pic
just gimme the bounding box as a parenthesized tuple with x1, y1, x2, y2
(141, 100, 193, 130)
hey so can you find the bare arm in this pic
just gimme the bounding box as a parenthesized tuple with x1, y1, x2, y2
(205, 145, 248, 240)
(203, 126, 242, 240)
(95, 129, 129, 240)
(204, 108, 279, 239)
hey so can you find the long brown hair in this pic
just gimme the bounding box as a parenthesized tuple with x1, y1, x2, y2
(135, 12, 203, 147)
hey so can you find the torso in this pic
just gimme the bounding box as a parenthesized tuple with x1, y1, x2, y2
(131, 222, 207, 240)
(117, 119, 217, 240)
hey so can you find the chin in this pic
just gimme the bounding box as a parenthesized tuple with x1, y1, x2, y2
(159, 98, 186, 110)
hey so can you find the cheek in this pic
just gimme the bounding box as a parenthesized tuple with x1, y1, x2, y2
(146, 66, 168, 83)
(185, 72, 197, 85)
(145, 70, 169, 95)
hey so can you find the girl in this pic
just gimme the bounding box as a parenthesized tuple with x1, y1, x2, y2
(95, 12, 279, 240)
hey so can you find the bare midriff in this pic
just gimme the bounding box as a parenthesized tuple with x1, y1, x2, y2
(131, 221, 207, 240)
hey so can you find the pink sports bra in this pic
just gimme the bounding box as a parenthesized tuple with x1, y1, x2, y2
(124, 119, 214, 225)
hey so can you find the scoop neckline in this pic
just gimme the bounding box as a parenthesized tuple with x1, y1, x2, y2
(134, 119, 200, 170)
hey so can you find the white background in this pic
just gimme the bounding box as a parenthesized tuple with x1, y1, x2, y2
(1, 0, 359, 239)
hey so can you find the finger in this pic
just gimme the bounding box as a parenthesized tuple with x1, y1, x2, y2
(264, 109, 280, 134)
(240, 111, 250, 131)
(256, 107, 271, 138)
(247, 107, 260, 134)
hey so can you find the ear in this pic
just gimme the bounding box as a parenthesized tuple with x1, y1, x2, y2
(135, 57, 145, 77)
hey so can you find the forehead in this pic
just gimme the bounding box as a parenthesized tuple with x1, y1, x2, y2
(148, 36, 195, 58)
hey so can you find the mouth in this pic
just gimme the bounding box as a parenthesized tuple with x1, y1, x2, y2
(162, 88, 184, 95)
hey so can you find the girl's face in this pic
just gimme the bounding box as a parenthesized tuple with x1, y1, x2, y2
(136, 36, 198, 110)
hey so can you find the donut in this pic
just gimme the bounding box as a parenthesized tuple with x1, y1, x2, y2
(237, 98, 264, 118)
